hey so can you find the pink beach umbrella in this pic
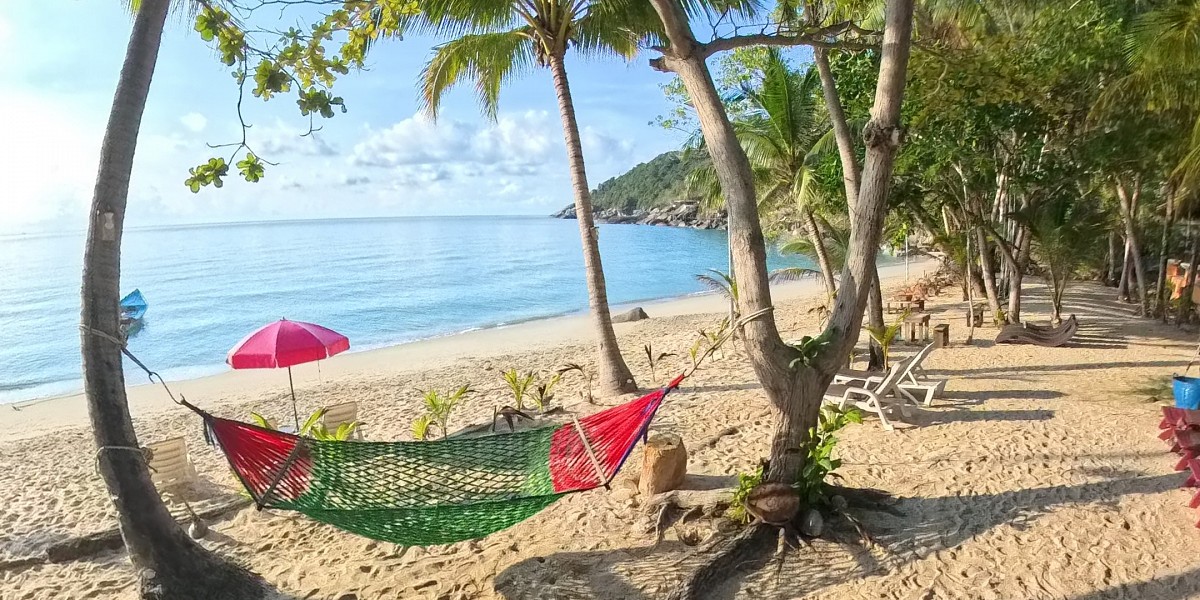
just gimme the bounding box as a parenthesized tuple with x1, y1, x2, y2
(228, 318, 350, 428)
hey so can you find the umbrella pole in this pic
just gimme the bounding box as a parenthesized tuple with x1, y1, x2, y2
(288, 366, 300, 430)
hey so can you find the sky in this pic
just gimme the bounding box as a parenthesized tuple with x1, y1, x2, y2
(0, 2, 688, 234)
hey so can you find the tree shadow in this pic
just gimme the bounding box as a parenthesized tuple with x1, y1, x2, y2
(927, 360, 1187, 378)
(950, 389, 1066, 401)
(1062, 566, 1200, 600)
(493, 472, 1187, 600)
(910, 407, 1056, 425)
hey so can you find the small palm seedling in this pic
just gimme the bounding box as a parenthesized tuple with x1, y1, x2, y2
(250, 408, 359, 441)
(687, 337, 705, 370)
(865, 316, 905, 369)
(502, 368, 536, 411)
(412, 384, 472, 440)
(695, 269, 738, 303)
(558, 363, 594, 403)
(644, 343, 676, 384)
(530, 372, 561, 412)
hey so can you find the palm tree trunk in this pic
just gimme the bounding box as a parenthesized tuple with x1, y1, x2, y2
(802, 207, 838, 300)
(647, 0, 914, 484)
(547, 53, 636, 395)
(81, 1, 266, 598)
(1006, 225, 1030, 323)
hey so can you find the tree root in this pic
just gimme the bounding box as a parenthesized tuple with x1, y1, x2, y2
(665, 524, 775, 600)
(695, 426, 738, 451)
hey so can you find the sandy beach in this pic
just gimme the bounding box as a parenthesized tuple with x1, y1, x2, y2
(5, 259, 1200, 600)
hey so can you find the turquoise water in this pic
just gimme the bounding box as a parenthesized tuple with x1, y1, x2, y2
(0, 216, 817, 404)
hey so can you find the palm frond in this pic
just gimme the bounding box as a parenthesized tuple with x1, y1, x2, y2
(769, 267, 820, 283)
(421, 31, 535, 120)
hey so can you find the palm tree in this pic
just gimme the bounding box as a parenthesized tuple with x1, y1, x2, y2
(1016, 195, 1108, 324)
(684, 50, 840, 298)
(418, 0, 659, 395)
(82, 1, 266, 597)
(733, 50, 840, 299)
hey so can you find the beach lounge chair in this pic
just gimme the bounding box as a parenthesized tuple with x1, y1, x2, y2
(835, 343, 946, 406)
(995, 315, 1078, 347)
(323, 401, 364, 440)
(146, 436, 198, 490)
(824, 363, 909, 431)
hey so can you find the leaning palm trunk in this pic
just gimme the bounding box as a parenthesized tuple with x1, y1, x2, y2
(81, 1, 265, 597)
(647, 0, 915, 483)
(548, 54, 636, 395)
(802, 207, 838, 300)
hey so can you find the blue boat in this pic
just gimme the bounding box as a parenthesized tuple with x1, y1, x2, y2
(120, 289, 148, 325)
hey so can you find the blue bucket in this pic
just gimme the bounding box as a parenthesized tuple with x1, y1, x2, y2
(1174, 375, 1200, 410)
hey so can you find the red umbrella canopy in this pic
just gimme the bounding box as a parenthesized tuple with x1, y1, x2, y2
(228, 319, 350, 369)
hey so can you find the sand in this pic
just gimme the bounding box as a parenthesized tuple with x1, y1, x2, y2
(5, 260, 1200, 600)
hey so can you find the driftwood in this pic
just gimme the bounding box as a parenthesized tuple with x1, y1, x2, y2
(36, 497, 252, 565)
(642, 488, 735, 519)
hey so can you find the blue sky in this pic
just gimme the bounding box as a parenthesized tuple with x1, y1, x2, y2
(0, 2, 688, 234)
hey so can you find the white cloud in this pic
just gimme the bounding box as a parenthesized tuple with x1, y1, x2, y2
(180, 112, 207, 133)
(350, 111, 557, 171)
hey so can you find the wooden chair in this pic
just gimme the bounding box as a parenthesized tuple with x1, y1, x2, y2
(322, 401, 365, 440)
(146, 436, 198, 490)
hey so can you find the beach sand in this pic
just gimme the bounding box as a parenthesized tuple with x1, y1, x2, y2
(5, 260, 1200, 600)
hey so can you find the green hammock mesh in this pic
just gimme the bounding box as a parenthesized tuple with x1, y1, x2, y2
(203, 379, 677, 546)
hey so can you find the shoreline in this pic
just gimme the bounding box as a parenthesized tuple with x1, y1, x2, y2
(0, 259, 934, 440)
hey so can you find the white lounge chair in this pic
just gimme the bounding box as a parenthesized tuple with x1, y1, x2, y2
(834, 343, 946, 407)
(824, 363, 910, 431)
(322, 401, 364, 440)
(146, 436, 198, 490)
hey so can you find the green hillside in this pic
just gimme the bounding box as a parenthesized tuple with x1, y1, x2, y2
(590, 151, 695, 211)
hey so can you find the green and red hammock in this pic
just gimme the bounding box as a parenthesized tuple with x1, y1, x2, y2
(199, 374, 683, 546)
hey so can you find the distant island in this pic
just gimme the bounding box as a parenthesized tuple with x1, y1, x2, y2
(551, 151, 727, 230)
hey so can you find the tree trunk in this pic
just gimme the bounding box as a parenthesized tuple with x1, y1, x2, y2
(81, 2, 266, 598)
(1105, 232, 1120, 286)
(1117, 237, 1132, 301)
(802, 207, 838, 300)
(974, 228, 1003, 321)
(1116, 177, 1149, 314)
(866, 269, 885, 370)
(547, 54, 636, 395)
(815, 47, 884, 365)
(1005, 225, 1030, 323)
(813, 47, 860, 207)
(647, 0, 915, 484)
(1155, 186, 1176, 321)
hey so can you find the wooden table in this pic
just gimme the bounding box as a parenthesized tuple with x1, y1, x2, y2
(887, 296, 925, 314)
(904, 312, 931, 342)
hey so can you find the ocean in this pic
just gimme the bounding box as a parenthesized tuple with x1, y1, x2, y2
(0, 216, 821, 404)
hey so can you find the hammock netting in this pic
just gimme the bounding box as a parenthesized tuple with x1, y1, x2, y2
(203, 375, 682, 546)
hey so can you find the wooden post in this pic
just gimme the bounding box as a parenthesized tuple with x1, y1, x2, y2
(933, 324, 950, 348)
(639, 433, 688, 496)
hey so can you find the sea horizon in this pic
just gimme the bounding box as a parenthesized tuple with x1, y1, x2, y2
(0, 216, 838, 404)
